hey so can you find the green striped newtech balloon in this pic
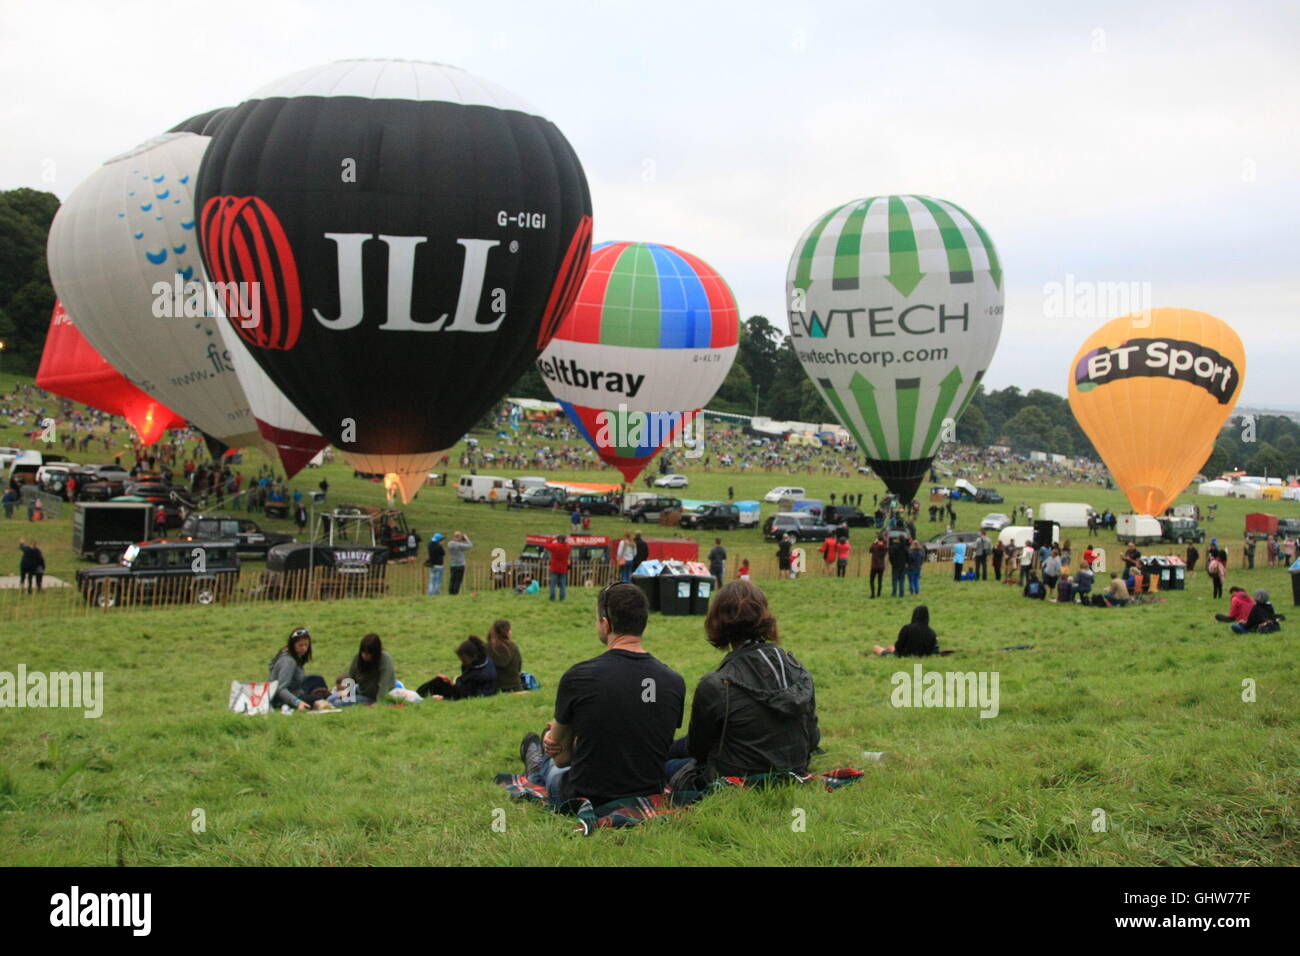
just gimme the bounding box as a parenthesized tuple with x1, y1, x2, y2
(786, 194, 1004, 502)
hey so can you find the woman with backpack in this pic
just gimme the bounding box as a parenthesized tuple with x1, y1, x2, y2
(1206, 551, 1226, 600)
(485, 619, 522, 693)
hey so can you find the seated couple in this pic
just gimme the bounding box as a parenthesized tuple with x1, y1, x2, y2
(268, 628, 398, 710)
(516, 580, 820, 809)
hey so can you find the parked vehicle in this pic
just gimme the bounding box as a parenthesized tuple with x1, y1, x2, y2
(1117, 514, 1163, 545)
(763, 486, 806, 503)
(512, 476, 549, 494)
(73, 501, 156, 563)
(1244, 513, 1278, 537)
(82, 464, 130, 481)
(627, 496, 682, 523)
(258, 543, 389, 600)
(679, 503, 740, 531)
(457, 474, 510, 502)
(1038, 502, 1096, 528)
(762, 513, 832, 542)
(521, 486, 567, 509)
(6, 449, 43, 487)
(822, 504, 871, 527)
(76, 539, 239, 608)
(975, 488, 1004, 504)
(924, 530, 982, 558)
(565, 493, 620, 516)
(980, 513, 1011, 532)
(654, 474, 689, 489)
(178, 514, 295, 557)
(1278, 517, 1300, 537)
(1158, 516, 1205, 544)
(733, 500, 761, 527)
(35, 463, 82, 499)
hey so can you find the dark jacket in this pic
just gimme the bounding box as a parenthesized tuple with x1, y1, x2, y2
(687, 641, 820, 779)
(18, 543, 44, 574)
(895, 623, 939, 657)
(450, 657, 498, 699)
(425, 539, 445, 567)
(487, 641, 522, 693)
(631, 537, 649, 572)
(888, 539, 908, 571)
(1241, 602, 1278, 632)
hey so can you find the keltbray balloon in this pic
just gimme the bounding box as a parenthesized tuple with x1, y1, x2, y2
(787, 195, 1003, 502)
(36, 300, 185, 445)
(46, 132, 263, 449)
(538, 241, 738, 482)
(194, 59, 593, 501)
(1068, 308, 1245, 516)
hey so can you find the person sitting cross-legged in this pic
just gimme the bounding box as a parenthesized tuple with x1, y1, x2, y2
(517, 582, 685, 809)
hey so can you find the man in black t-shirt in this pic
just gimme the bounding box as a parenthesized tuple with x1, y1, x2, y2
(519, 583, 685, 809)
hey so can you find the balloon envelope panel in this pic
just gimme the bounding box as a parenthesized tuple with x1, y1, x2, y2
(787, 194, 1003, 501)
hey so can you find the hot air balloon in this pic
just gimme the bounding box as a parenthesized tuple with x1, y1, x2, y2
(36, 300, 185, 445)
(194, 59, 593, 500)
(538, 241, 738, 482)
(47, 132, 263, 450)
(1068, 308, 1245, 516)
(787, 195, 1004, 502)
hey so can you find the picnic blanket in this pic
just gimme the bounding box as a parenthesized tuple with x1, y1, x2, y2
(494, 768, 864, 835)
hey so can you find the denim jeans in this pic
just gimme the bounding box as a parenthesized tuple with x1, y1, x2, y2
(529, 755, 572, 807)
(620, 565, 632, 583)
(549, 571, 568, 601)
(891, 570, 905, 596)
(426, 566, 443, 596)
(908, 569, 920, 594)
(326, 691, 375, 707)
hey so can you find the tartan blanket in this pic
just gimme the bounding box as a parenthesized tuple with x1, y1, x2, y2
(493, 768, 864, 836)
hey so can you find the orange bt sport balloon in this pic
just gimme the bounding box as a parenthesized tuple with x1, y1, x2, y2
(1068, 308, 1245, 516)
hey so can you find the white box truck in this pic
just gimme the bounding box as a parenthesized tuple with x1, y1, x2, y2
(1117, 514, 1163, 545)
(1038, 502, 1096, 528)
(456, 474, 510, 502)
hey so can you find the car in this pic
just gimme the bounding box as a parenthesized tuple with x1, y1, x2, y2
(1278, 517, 1300, 537)
(626, 496, 682, 523)
(564, 494, 621, 516)
(762, 513, 833, 541)
(75, 479, 127, 502)
(678, 503, 740, 531)
(83, 464, 130, 481)
(521, 486, 567, 509)
(822, 504, 871, 527)
(980, 513, 1011, 532)
(654, 474, 689, 489)
(76, 539, 240, 608)
(1158, 516, 1205, 544)
(763, 486, 806, 503)
(975, 488, 1004, 504)
(178, 514, 295, 557)
(923, 531, 982, 557)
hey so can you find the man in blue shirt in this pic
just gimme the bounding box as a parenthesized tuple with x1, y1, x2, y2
(953, 540, 968, 581)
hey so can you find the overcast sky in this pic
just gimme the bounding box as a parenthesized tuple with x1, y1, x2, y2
(3, 0, 1297, 406)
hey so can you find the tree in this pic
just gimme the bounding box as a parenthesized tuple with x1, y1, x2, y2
(797, 379, 833, 424)
(764, 336, 806, 420)
(0, 187, 61, 373)
(955, 404, 988, 446)
(737, 316, 781, 413)
(712, 359, 754, 414)
(1001, 405, 1055, 453)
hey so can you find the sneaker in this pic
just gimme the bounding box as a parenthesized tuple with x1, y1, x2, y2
(519, 732, 544, 779)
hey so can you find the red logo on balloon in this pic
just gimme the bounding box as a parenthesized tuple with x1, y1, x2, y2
(537, 215, 593, 351)
(201, 195, 303, 351)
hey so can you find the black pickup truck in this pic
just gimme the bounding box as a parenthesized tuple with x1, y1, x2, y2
(177, 514, 295, 557)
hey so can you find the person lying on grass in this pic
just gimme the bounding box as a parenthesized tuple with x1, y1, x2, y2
(269, 626, 329, 712)
(664, 580, 820, 789)
(1214, 586, 1254, 625)
(327, 632, 396, 706)
(517, 581, 685, 809)
(418, 636, 498, 700)
(873, 604, 939, 657)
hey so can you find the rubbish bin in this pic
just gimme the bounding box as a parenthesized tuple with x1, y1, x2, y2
(684, 561, 714, 614)
(1290, 558, 1300, 606)
(658, 571, 695, 616)
(631, 560, 664, 612)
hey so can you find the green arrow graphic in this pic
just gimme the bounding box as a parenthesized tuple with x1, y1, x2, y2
(895, 378, 921, 460)
(920, 366, 964, 456)
(832, 197, 877, 291)
(885, 196, 925, 297)
(916, 196, 974, 284)
(818, 378, 870, 453)
(848, 372, 891, 458)
(942, 199, 1001, 290)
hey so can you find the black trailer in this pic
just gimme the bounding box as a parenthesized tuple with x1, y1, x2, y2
(72, 501, 155, 563)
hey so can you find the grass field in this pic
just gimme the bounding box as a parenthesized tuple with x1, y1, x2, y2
(1, 372, 1297, 865)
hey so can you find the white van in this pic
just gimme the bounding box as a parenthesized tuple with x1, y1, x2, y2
(1117, 514, 1162, 545)
(764, 486, 806, 504)
(997, 524, 1061, 550)
(513, 476, 549, 494)
(1038, 502, 1096, 528)
(457, 474, 510, 502)
(621, 491, 659, 514)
